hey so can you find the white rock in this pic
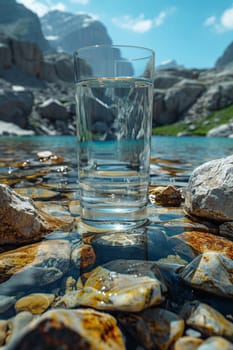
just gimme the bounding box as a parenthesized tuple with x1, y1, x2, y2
(185, 155, 233, 221)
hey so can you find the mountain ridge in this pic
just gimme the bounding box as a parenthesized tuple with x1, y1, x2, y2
(41, 10, 112, 53)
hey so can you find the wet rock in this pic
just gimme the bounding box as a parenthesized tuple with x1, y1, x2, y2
(185, 155, 233, 222)
(179, 252, 233, 298)
(173, 336, 203, 350)
(37, 98, 68, 120)
(7, 311, 34, 345)
(0, 239, 70, 293)
(0, 296, 16, 314)
(0, 184, 73, 245)
(71, 243, 96, 270)
(118, 307, 184, 350)
(15, 293, 55, 314)
(219, 222, 233, 239)
(64, 276, 76, 293)
(169, 231, 233, 261)
(15, 187, 60, 200)
(149, 185, 183, 207)
(60, 260, 167, 312)
(0, 319, 8, 346)
(198, 336, 233, 350)
(5, 308, 126, 350)
(36, 150, 53, 161)
(181, 301, 233, 341)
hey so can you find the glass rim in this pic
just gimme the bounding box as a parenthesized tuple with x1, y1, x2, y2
(74, 44, 155, 61)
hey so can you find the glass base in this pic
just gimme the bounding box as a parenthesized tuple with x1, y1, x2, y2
(79, 206, 148, 233)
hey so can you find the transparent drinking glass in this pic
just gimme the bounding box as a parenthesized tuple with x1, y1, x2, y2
(74, 45, 155, 231)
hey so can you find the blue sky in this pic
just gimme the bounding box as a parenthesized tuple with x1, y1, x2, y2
(18, 0, 233, 68)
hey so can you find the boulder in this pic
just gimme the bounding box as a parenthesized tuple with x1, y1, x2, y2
(11, 39, 43, 77)
(165, 80, 205, 115)
(54, 54, 73, 82)
(0, 184, 73, 245)
(185, 155, 233, 222)
(154, 73, 182, 89)
(40, 53, 73, 82)
(154, 80, 205, 125)
(39, 60, 58, 82)
(38, 98, 68, 120)
(203, 82, 233, 110)
(207, 122, 233, 137)
(0, 89, 33, 128)
(0, 42, 12, 68)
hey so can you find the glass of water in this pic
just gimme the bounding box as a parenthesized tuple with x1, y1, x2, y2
(74, 45, 155, 231)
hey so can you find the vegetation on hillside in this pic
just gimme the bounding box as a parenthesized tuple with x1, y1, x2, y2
(152, 104, 233, 136)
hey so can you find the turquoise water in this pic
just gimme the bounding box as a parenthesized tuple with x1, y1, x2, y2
(0, 135, 233, 186)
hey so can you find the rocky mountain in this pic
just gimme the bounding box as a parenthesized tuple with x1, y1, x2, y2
(215, 41, 233, 68)
(0, 0, 50, 52)
(41, 10, 112, 53)
(0, 33, 233, 137)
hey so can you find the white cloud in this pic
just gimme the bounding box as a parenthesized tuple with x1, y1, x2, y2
(154, 11, 168, 27)
(70, 0, 89, 4)
(17, 0, 66, 17)
(204, 15, 216, 27)
(204, 5, 233, 32)
(112, 8, 175, 33)
(220, 5, 233, 30)
(112, 14, 152, 33)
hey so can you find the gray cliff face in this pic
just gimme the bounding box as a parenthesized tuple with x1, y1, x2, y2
(0, 0, 50, 52)
(41, 10, 112, 53)
(215, 41, 233, 68)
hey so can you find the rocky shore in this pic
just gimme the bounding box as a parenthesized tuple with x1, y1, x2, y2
(0, 146, 232, 349)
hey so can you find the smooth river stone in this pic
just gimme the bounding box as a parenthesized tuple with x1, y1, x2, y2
(61, 260, 167, 312)
(198, 336, 233, 350)
(15, 293, 55, 314)
(0, 240, 70, 294)
(0, 295, 16, 313)
(7, 311, 34, 345)
(181, 301, 233, 341)
(149, 185, 183, 207)
(5, 308, 126, 350)
(15, 187, 59, 200)
(169, 231, 233, 261)
(0, 320, 8, 346)
(0, 184, 73, 245)
(179, 252, 233, 298)
(173, 336, 203, 350)
(118, 307, 185, 350)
